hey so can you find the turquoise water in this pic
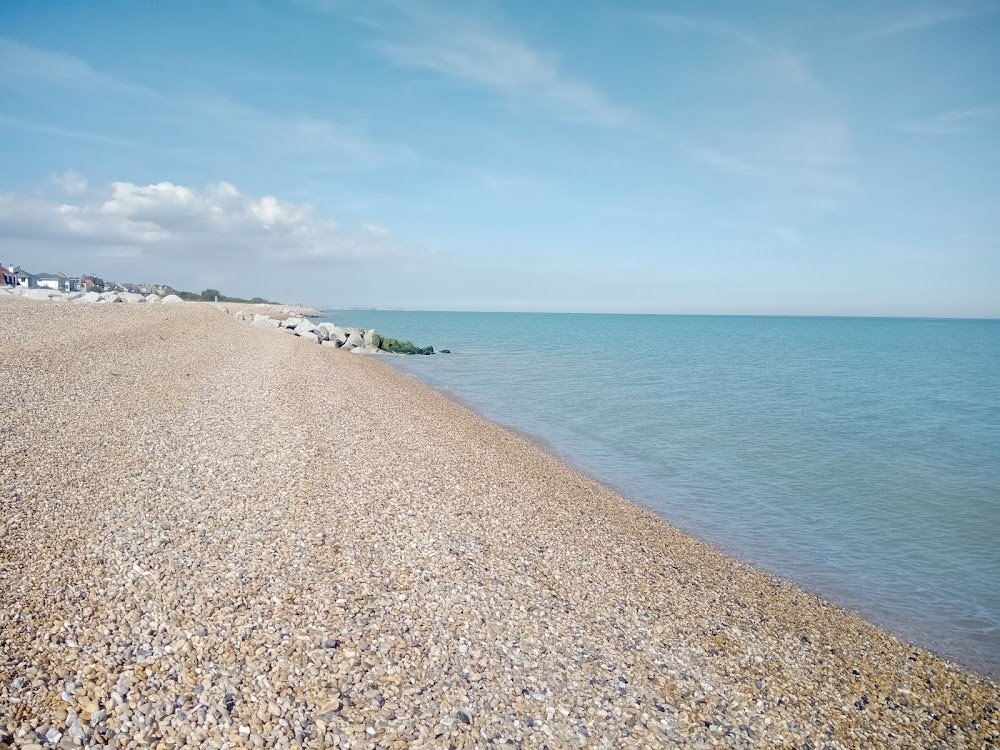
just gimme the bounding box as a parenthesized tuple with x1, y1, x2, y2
(322, 311, 1000, 677)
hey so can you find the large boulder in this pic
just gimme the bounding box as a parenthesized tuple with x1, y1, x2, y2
(297, 331, 320, 344)
(120, 292, 146, 303)
(161, 294, 184, 304)
(281, 317, 304, 329)
(363, 329, 381, 349)
(341, 332, 365, 350)
(293, 320, 318, 335)
(352, 345, 381, 355)
(252, 314, 273, 328)
(75, 291, 102, 304)
(145, 294, 162, 303)
(322, 325, 349, 344)
(23, 288, 57, 301)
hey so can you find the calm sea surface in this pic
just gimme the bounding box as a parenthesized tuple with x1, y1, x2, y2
(320, 311, 1000, 677)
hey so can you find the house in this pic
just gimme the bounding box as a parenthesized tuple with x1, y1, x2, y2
(0, 263, 15, 287)
(80, 275, 105, 291)
(35, 272, 64, 291)
(11, 267, 36, 288)
(34, 272, 79, 292)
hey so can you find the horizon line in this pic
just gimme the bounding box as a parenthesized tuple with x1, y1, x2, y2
(309, 307, 1000, 322)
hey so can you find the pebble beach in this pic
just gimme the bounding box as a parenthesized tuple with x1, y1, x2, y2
(1, 296, 997, 749)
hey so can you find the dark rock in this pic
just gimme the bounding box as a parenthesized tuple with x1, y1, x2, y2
(440, 349, 451, 353)
(457, 710, 471, 724)
(378, 337, 435, 355)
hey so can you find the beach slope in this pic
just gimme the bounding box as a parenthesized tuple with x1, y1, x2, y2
(1, 297, 996, 749)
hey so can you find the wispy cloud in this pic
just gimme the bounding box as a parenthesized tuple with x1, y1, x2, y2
(861, 4, 998, 38)
(0, 113, 151, 149)
(374, 30, 629, 127)
(302, 3, 631, 127)
(0, 36, 158, 98)
(190, 95, 410, 166)
(644, 13, 831, 100)
(900, 107, 1000, 135)
(683, 119, 853, 191)
(0, 38, 404, 167)
(645, 13, 849, 190)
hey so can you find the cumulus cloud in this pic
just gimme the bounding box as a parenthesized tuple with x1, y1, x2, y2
(0, 178, 394, 264)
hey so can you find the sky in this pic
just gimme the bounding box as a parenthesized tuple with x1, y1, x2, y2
(1, 0, 998, 316)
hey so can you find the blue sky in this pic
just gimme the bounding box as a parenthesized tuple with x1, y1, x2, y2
(1, 0, 998, 316)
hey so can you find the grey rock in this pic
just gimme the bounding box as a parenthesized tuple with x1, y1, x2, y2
(342, 332, 364, 350)
(23, 289, 57, 301)
(161, 294, 184, 304)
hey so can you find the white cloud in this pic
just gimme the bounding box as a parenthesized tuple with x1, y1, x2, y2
(52, 170, 89, 195)
(0, 178, 399, 265)
(900, 107, 1000, 136)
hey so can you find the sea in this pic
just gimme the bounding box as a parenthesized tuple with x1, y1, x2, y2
(319, 310, 1000, 678)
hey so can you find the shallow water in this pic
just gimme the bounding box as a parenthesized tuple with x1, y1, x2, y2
(321, 311, 1000, 677)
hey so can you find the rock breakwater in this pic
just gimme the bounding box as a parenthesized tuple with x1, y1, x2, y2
(235, 311, 437, 355)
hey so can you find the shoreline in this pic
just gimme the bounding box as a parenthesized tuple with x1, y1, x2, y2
(379, 364, 998, 681)
(2, 296, 997, 748)
(345, 331, 1000, 682)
